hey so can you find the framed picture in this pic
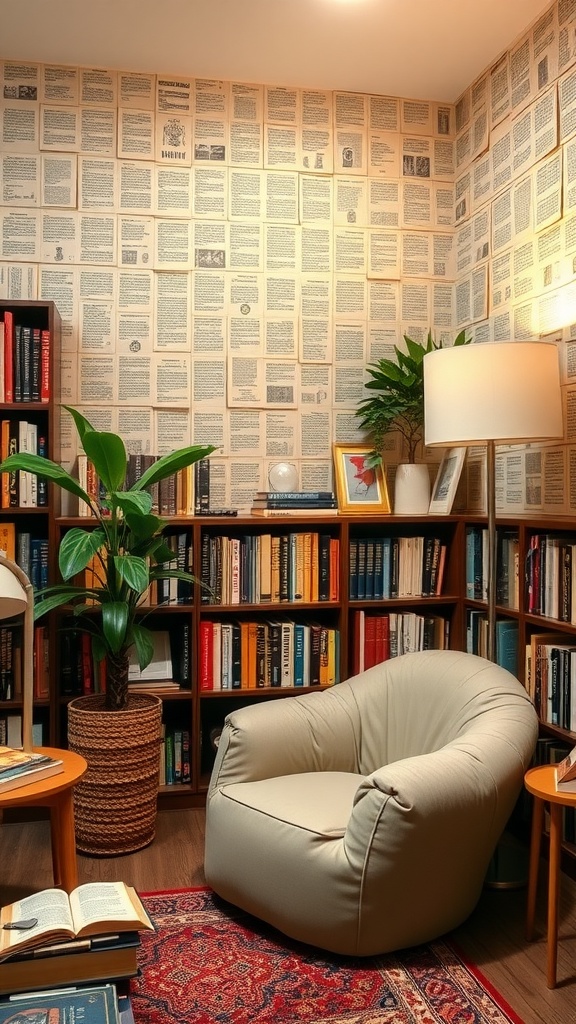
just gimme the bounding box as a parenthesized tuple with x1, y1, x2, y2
(332, 444, 391, 514)
(428, 447, 467, 515)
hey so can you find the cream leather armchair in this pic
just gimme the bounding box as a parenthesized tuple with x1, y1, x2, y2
(205, 650, 538, 956)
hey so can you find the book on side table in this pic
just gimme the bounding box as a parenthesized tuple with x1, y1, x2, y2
(555, 742, 576, 792)
(0, 747, 63, 794)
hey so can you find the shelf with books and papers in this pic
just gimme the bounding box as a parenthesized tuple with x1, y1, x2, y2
(0, 300, 61, 752)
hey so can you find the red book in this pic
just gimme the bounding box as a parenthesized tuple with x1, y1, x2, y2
(199, 620, 214, 691)
(3, 312, 13, 403)
(353, 610, 364, 675)
(40, 330, 50, 402)
(364, 614, 376, 670)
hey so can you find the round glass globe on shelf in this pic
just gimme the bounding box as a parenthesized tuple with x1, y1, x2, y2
(268, 462, 299, 493)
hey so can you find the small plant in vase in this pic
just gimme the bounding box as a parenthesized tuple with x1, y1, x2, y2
(0, 406, 215, 854)
(357, 331, 469, 513)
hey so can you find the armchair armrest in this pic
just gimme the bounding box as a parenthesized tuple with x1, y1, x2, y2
(208, 686, 359, 797)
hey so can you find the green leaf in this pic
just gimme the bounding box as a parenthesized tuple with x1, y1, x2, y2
(114, 553, 149, 593)
(34, 591, 81, 619)
(150, 541, 177, 564)
(0, 453, 91, 505)
(63, 406, 96, 446)
(59, 527, 107, 580)
(131, 623, 155, 670)
(133, 446, 216, 490)
(124, 512, 163, 543)
(115, 490, 153, 517)
(82, 431, 127, 493)
(102, 602, 129, 654)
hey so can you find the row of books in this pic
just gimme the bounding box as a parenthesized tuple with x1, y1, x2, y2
(199, 618, 340, 690)
(0, 419, 48, 508)
(0, 625, 49, 702)
(0, 715, 46, 748)
(0, 523, 49, 591)
(465, 611, 519, 676)
(465, 527, 519, 609)
(525, 533, 576, 624)
(349, 535, 447, 601)
(352, 610, 450, 674)
(200, 531, 339, 605)
(61, 624, 191, 696)
(159, 725, 191, 786)
(77, 453, 212, 517)
(85, 533, 194, 606)
(525, 630, 576, 732)
(0, 312, 51, 404)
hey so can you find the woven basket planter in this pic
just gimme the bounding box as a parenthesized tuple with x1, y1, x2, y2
(67, 692, 162, 856)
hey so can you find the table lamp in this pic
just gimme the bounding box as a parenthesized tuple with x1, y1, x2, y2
(423, 341, 563, 663)
(0, 554, 35, 751)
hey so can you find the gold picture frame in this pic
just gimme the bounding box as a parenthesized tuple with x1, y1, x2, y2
(332, 444, 391, 515)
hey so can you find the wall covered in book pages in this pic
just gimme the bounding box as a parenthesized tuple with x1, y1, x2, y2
(0, 0, 574, 514)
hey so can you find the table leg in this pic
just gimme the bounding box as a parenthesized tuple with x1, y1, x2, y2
(51, 790, 79, 892)
(50, 803, 62, 887)
(526, 795, 544, 941)
(547, 803, 562, 989)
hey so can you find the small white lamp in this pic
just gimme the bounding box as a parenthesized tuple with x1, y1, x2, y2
(424, 341, 563, 662)
(0, 554, 35, 751)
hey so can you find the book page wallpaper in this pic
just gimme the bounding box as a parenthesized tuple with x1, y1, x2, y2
(1, 0, 576, 515)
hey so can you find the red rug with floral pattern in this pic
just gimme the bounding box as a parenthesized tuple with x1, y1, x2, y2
(132, 888, 523, 1024)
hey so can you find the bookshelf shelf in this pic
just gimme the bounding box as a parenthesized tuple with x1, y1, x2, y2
(0, 299, 60, 750)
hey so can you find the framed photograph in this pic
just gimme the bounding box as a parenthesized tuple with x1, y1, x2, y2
(332, 444, 391, 514)
(428, 447, 466, 515)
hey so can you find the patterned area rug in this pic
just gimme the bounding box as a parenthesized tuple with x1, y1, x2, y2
(132, 888, 523, 1024)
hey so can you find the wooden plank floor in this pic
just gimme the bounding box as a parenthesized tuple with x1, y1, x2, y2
(1, 808, 575, 1023)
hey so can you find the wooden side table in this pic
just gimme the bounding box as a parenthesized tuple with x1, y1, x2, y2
(0, 747, 87, 892)
(524, 762, 576, 988)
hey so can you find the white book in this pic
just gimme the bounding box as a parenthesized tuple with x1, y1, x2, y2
(27, 422, 38, 506)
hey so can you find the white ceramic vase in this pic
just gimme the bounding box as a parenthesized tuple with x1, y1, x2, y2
(394, 463, 430, 515)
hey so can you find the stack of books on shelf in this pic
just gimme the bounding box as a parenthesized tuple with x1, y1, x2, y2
(0, 310, 51, 405)
(250, 491, 338, 517)
(525, 532, 576, 622)
(525, 631, 576, 731)
(200, 531, 339, 605)
(77, 452, 195, 517)
(0, 747, 63, 794)
(199, 619, 340, 690)
(353, 610, 449, 673)
(0, 421, 48, 508)
(0, 881, 153, 996)
(160, 725, 191, 786)
(349, 535, 446, 600)
(62, 625, 191, 697)
(465, 527, 519, 609)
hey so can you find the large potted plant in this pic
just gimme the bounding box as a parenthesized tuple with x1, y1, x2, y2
(357, 331, 469, 513)
(0, 407, 215, 855)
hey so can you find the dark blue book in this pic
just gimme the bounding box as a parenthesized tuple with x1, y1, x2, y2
(0, 984, 118, 1024)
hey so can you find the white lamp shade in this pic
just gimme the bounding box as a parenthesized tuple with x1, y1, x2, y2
(0, 558, 28, 619)
(424, 342, 563, 446)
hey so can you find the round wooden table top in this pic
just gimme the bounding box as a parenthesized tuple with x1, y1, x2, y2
(0, 747, 88, 807)
(524, 763, 576, 806)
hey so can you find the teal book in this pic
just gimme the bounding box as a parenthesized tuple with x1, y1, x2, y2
(0, 984, 119, 1024)
(294, 623, 305, 686)
(496, 620, 518, 677)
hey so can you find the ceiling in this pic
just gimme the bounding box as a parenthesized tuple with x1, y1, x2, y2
(1, 0, 551, 102)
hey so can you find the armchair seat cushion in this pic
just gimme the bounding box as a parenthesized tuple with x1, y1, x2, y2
(219, 771, 365, 836)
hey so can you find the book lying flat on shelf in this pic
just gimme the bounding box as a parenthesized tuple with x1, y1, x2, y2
(0, 881, 154, 962)
(0, 983, 119, 1024)
(0, 932, 140, 996)
(251, 507, 339, 517)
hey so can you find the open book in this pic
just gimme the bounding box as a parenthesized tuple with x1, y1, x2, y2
(0, 880, 153, 962)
